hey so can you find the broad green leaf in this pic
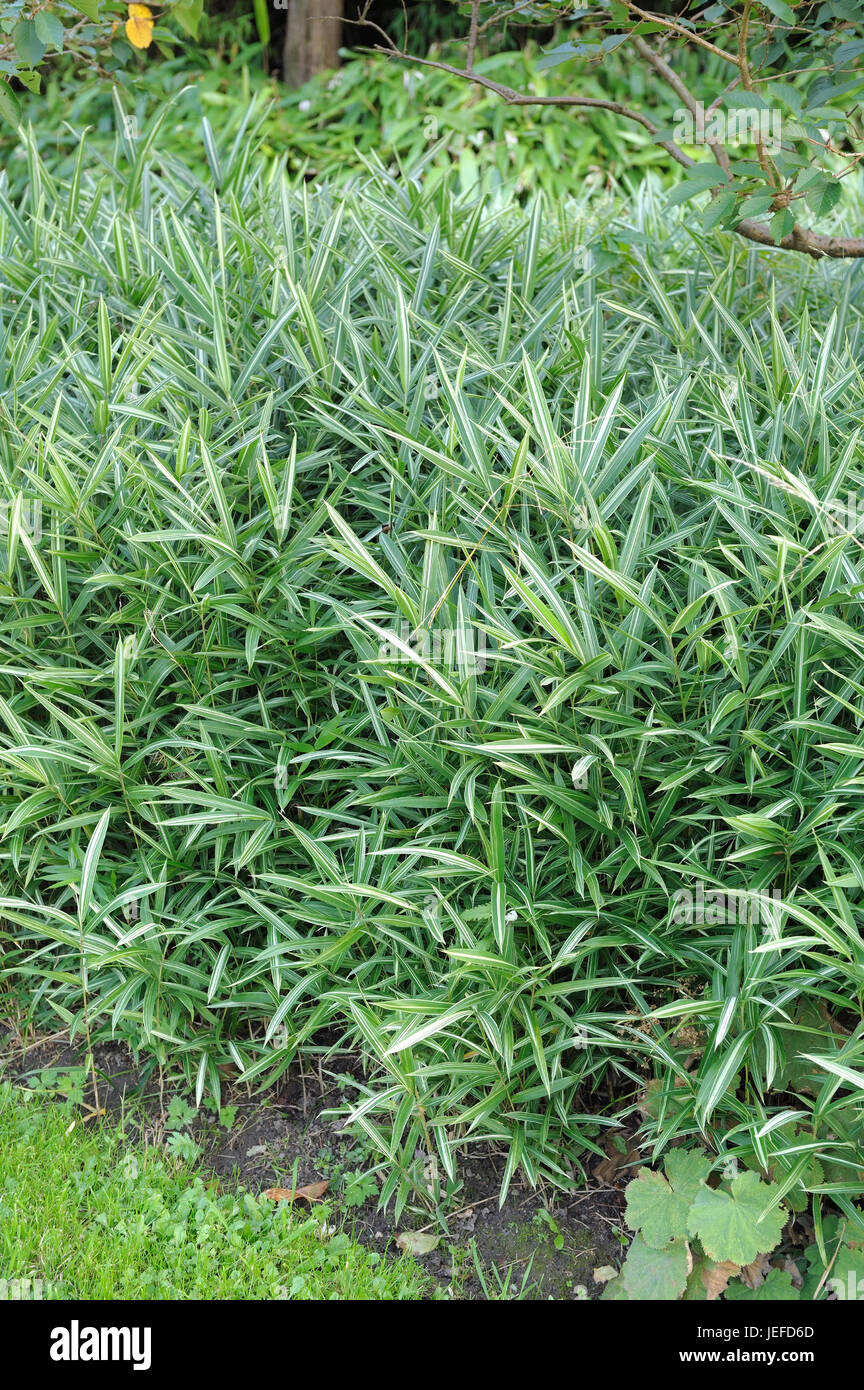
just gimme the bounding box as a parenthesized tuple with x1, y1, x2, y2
(689, 1173, 787, 1266)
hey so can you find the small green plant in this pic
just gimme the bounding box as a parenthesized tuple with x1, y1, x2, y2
(342, 1168, 379, 1209)
(607, 1150, 792, 1301)
(27, 1066, 90, 1107)
(164, 1095, 197, 1131)
(201, 1097, 239, 1131)
(0, 1081, 435, 1300)
(800, 1218, 864, 1303)
(3, 83, 864, 1223)
(164, 1130, 201, 1164)
(467, 1239, 536, 1301)
(534, 1207, 565, 1252)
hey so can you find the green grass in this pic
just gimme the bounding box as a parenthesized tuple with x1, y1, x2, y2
(0, 1081, 432, 1300)
(1, 98, 864, 1232)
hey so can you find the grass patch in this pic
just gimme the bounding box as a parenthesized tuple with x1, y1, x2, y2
(0, 1081, 432, 1300)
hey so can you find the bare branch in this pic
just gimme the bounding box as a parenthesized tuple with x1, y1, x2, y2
(367, 46, 696, 170)
(466, 0, 481, 74)
(631, 35, 731, 177)
(737, 0, 780, 189)
(622, 3, 740, 65)
(733, 219, 864, 259)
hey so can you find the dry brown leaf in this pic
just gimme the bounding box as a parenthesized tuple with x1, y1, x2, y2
(263, 1180, 329, 1204)
(592, 1265, 618, 1284)
(740, 1252, 771, 1289)
(593, 1134, 641, 1184)
(783, 1256, 804, 1290)
(702, 1259, 740, 1300)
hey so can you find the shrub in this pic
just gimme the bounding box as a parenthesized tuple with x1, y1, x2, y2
(1, 112, 864, 1222)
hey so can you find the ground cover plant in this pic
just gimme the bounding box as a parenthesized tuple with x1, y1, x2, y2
(609, 1147, 864, 1300)
(0, 1079, 433, 1299)
(1, 93, 864, 1267)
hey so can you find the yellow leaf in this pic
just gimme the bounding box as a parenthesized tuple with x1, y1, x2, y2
(125, 3, 153, 49)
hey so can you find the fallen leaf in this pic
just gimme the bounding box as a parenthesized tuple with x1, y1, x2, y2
(263, 1180, 329, 1204)
(395, 1231, 440, 1256)
(783, 1256, 804, 1290)
(593, 1133, 641, 1184)
(740, 1251, 771, 1289)
(593, 1265, 618, 1283)
(125, 3, 154, 48)
(702, 1259, 740, 1300)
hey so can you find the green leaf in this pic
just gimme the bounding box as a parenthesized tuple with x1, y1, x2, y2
(172, 0, 203, 39)
(252, 0, 270, 46)
(34, 11, 64, 50)
(607, 1234, 689, 1301)
(73, 0, 101, 17)
(625, 1151, 711, 1248)
(725, 90, 768, 111)
(536, 41, 600, 70)
(15, 69, 41, 94)
(626, 1169, 690, 1247)
(665, 1150, 713, 1203)
(689, 1172, 787, 1266)
(0, 82, 21, 127)
(79, 810, 112, 928)
(726, 1268, 800, 1300)
(702, 191, 739, 230)
(12, 19, 46, 67)
(806, 178, 842, 220)
(803, 1232, 864, 1301)
(667, 164, 729, 208)
(737, 194, 775, 218)
(758, 0, 796, 23)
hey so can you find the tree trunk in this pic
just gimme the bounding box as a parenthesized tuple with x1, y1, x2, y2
(281, 0, 343, 87)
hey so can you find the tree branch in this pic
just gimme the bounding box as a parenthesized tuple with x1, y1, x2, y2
(358, 21, 864, 261)
(368, 47, 696, 170)
(631, 34, 731, 177)
(622, 3, 740, 65)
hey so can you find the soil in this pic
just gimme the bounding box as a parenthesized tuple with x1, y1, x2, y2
(1, 1027, 629, 1300)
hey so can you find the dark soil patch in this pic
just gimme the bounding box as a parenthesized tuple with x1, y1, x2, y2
(1, 1026, 627, 1300)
